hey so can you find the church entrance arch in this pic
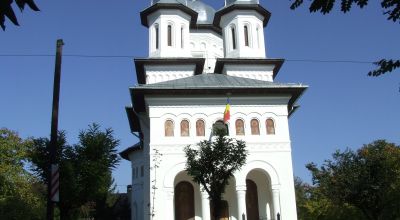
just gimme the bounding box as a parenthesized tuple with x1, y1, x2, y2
(245, 169, 274, 220)
(175, 181, 195, 220)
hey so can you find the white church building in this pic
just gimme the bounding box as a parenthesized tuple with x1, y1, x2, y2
(120, 0, 307, 219)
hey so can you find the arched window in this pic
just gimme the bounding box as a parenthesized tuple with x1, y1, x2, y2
(181, 26, 184, 48)
(250, 119, 260, 135)
(155, 24, 159, 49)
(231, 26, 236, 50)
(244, 25, 249, 47)
(167, 24, 172, 46)
(266, 118, 275, 135)
(213, 120, 229, 136)
(165, 120, 174, 137)
(196, 119, 205, 136)
(235, 119, 245, 136)
(180, 120, 190, 137)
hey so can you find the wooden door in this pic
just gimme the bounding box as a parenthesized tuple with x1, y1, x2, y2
(175, 181, 195, 220)
(246, 179, 260, 220)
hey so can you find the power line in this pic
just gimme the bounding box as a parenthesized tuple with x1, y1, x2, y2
(0, 53, 376, 64)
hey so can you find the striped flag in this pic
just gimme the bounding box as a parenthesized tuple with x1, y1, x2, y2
(223, 98, 230, 123)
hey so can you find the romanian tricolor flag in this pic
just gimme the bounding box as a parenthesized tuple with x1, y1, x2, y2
(223, 99, 230, 123)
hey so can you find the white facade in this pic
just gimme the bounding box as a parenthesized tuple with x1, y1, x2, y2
(123, 1, 306, 220)
(220, 10, 266, 58)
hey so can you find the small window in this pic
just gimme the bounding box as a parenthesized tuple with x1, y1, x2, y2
(213, 120, 229, 136)
(235, 119, 245, 136)
(256, 26, 260, 48)
(196, 120, 205, 136)
(165, 120, 174, 137)
(181, 120, 190, 137)
(244, 25, 249, 47)
(250, 119, 260, 135)
(181, 26, 184, 48)
(168, 25, 172, 46)
(135, 167, 138, 178)
(266, 119, 275, 135)
(140, 165, 144, 177)
(155, 24, 159, 49)
(231, 26, 236, 50)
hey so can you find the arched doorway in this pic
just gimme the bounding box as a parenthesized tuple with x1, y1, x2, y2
(246, 179, 260, 220)
(175, 181, 195, 220)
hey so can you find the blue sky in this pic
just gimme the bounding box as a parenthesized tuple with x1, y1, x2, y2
(1, 0, 399, 192)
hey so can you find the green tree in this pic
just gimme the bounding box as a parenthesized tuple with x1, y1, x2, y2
(0, 128, 45, 220)
(29, 123, 121, 220)
(290, 0, 400, 76)
(295, 177, 364, 220)
(184, 129, 247, 220)
(306, 140, 400, 220)
(0, 0, 40, 30)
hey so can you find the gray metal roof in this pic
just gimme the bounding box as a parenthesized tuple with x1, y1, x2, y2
(152, 0, 185, 4)
(187, 0, 216, 24)
(135, 74, 305, 89)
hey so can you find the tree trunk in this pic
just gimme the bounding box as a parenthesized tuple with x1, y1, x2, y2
(210, 199, 222, 220)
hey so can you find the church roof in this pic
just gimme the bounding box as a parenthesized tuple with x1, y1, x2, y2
(214, 3, 271, 27)
(119, 142, 142, 160)
(129, 74, 307, 114)
(187, 0, 216, 24)
(141, 1, 198, 28)
(137, 73, 300, 89)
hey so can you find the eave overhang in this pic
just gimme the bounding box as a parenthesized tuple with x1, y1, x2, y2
(126, 106, 141, 133)
(213, 4, 271, 27)
(192, 24, 222, 35)
(214, 58, 284, 79)
(141, 3, 198, 28)
(134, 58, 206, 84)
(129, 85, 307, 115)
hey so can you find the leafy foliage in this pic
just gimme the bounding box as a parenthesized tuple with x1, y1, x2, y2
(290, 0, 400, 76)
(295, 177, 364, 220)
(29, 123, 121, 219)
(290, 0, 398, 21)
(368, 59, 400, 76)
(306, 140, 400, 220)
(0, 128, 45, 219)
(0, 0, 39, 30)
(184, 129, 247, 219)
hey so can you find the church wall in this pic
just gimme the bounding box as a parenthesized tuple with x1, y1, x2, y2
(221, 64, 275, 82)
(189, 31, 223, 73)
(144, 64, 196, 84)
(220, 10, 266, 58)
(142, 95, 297, 220)
(147, 10, 192, 58)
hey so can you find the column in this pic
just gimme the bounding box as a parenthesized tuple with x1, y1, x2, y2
(236, 185, 247, 220)
(272, 188, 281, 220)
(201, 191, 211, 220)
(165, 188, 174, 220)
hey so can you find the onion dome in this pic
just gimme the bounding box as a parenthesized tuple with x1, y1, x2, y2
(226, 0, 259, 5)
(187, 0, 216, 24)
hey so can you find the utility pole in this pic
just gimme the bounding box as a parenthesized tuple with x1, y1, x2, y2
(47, 39, 64, 220)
